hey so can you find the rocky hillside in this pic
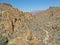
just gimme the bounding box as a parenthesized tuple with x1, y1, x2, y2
(33, 6, 60, 45)
(0, 3, 60, 45)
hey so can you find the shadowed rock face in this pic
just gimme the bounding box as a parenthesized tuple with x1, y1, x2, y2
(0, 3, 60, 45)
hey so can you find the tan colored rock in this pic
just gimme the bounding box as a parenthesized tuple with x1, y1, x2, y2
(8, 30, 39, 45)
(0, 3, 60, 45)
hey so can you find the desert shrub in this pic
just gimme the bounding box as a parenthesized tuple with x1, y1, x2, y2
(0, 33, 8, 45)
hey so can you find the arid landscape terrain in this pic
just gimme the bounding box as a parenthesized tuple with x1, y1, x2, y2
(0, 3, 60, 45)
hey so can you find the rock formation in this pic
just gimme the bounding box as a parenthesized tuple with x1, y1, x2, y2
(0, 3, 60, 45)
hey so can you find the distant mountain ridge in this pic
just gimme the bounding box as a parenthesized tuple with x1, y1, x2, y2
(31, 6, 60, 15)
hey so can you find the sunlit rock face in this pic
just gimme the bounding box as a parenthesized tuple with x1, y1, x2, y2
(0, 3, 60, 45)
(0, 3, 33, 37)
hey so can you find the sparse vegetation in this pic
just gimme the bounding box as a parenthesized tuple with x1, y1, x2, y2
(0, 3, 60, 45)
(0, 33, 8, 45)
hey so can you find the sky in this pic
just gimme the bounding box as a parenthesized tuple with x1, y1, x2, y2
(0, 0, 60, 12)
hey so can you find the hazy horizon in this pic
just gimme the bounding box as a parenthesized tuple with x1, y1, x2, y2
(0, 0, 60, 12)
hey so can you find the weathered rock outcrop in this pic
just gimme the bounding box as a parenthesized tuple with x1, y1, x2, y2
(8, 31, 39, 45)
(0, 3, 35, 45)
